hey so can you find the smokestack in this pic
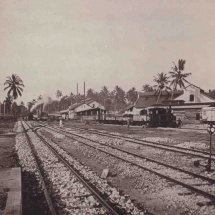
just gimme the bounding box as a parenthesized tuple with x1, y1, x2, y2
(84, 81, 85, 103)
(77, 83, 78, 96)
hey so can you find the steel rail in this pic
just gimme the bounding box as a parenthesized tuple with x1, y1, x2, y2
(46, 125, 215, 183)
(20, 120, 57, 215)
(62, 124, 215, 159)
(23, 121, 120, 215)
(42, 123, 215, 162)
(42, 124, 215, 201)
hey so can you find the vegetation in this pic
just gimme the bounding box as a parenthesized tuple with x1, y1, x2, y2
(2, 59, 194, 115)
(153, 73, 171, 103)
(4, 74, 24, 100)
(2, 74, 26, 116)
(169, 59, 191, 99)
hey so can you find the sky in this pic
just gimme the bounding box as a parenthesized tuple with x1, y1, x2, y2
(1, 0, 215, 104)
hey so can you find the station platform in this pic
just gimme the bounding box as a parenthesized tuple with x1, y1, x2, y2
(0, 168, 21, 215)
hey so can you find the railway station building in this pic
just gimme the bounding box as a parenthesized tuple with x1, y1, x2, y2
(134, 84, 215, 123)
(67, 98, 106, 120)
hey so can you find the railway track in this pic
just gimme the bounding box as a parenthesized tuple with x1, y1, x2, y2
(34, 122, 215, 203)
(22, 120, 148, 215)
(39, 122, 215, 162)
(20, 120, 57, 215)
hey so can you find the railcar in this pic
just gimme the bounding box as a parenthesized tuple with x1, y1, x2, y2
(39, 112, 49, 121)
(27, 112, 34, 121)
(76, 107, 179, 128)
(201, 107, 215, 124)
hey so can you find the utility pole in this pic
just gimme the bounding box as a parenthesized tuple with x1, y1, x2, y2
(84, 81, 85, 103)
(76, 83, 79, 103)
(206, 124, 214, 171)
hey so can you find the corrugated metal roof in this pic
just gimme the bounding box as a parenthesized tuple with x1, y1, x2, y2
(135, 90, 183, 108)
(69, 98, 97, 110)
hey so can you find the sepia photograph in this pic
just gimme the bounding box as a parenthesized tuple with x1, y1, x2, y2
(1, 0, 215, 214)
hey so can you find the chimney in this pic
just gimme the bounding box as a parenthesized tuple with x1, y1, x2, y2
(84, 81, 85, 103)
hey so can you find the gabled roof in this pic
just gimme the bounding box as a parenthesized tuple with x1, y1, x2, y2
(76, 107, 105, 113)
(60, 109, 69, 114)
(69, 98, 99, 110)
(121, 104, 134, 112)
(135, 90, 183, 109)
(69, 103, 82, 110)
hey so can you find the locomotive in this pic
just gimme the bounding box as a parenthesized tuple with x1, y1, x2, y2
(147, 107, 178, 128)
(81, 107, 178, 128)
(27, 111, 49, 121)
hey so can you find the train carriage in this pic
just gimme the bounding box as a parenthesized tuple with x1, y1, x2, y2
(201, 106, 215, 124)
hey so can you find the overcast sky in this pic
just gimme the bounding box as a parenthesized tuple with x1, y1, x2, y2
(1, 0, 215, 104)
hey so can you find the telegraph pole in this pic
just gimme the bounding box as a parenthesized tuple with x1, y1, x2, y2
(206, 124, 214, 171)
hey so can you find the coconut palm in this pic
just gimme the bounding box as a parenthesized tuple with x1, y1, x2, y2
(153, 72, 171, 104)
(169, 59, 191, 99)
(4, 74, 24, 100)
(113, 85, 126, 111)
(4, 95, 13, 114)
(37, 95, 42, 100)
(126, 87, 138, 105)
(87, 88, 95, 98)
(100, 86, 110, 107)
(142, 84, 154, 92)
(56, 90, 62, 99)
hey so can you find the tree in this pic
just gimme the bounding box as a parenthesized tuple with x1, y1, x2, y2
(142, 84, 154, 92)
(4, 74, 24, 100)
(27, 102, 33, 112)
(169, 59, 191, 99)
(153, 72, 171, 103)
(37, 95, 42, 100)
(100, 86, 110, 108)
(56, 90, 62, 99)
(113, 86, 126, 111)
(126, 87, 138, 104)
(87, 88, 95, 98)
(207, 89, 215, 99)
(20, 101, 25, 106)
(4, 95, 13, 114)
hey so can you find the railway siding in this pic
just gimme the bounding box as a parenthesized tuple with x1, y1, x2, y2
(36, 129, 147, 214)
(23, 120, 148, 215)
(37, 124, 215, 214)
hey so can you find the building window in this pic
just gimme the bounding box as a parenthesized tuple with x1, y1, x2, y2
(196, 113, 200, 120)
(190, 94, 194, 102)
(92, 104, 95, 108)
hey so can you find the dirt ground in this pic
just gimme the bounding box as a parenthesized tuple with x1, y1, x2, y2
(0, 120, 17, 214)
(0, 121, 17, 169)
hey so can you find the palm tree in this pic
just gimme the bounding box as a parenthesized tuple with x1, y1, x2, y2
(56, 90, 62, 99)
(126, 87, 138, 105)
(37, 95, 42, 100)
(142, 84, 154, 92)
(4, 74, 24, 100)
(4, 95, 13, 114)
(113, 85, 126, 111)
(87, 88, 95, 98)
(153, 72, 171, 104)
(169, 59, 191, 99)
(100, 86, 110, 107)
